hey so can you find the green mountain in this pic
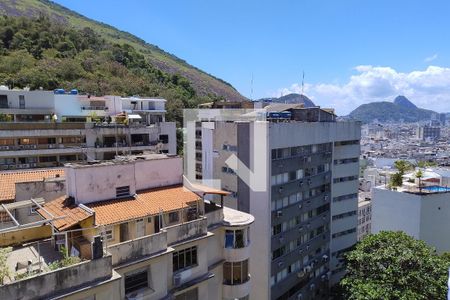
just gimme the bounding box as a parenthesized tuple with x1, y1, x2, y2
(0, 0, 247, 124)
(348, 96, 436, 123)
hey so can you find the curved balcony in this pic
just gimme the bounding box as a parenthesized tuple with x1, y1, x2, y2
(223, 276, 251, 299)
(224, 243, 251, 262)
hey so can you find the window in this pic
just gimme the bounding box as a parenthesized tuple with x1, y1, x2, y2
(335, 140, 359, 146)
(332, 210, 357, 221)
(19, 95, 25, 109)
(104, 227, 114, 241)
(333, 193, 358, 202)
(272, 224, 282, 236)
(0, 95, 8, 108)
(333, 175, 358, 183)
(125, 269, 148, 294)
(173, 246, 198, 272)
(169, 211, 179, 223)
(225, 229, 249, 248)
(159, 134, 169, 144)
(116, 186, 130, 198)
(332, 228, 356, 239)
(272, 246, 286, 260)
(334, 157, 359, 165)
(223, 260, 249, 285)
(175, 288, 198, 300)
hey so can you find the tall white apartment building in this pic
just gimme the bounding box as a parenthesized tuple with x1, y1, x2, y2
(194, 106, 361, 299)
(0, 89, 175, 170)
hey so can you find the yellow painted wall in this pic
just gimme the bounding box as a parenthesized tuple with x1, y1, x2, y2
(0, 225, 52, 247)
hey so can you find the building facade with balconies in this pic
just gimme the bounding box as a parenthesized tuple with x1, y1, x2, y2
(0, 89, 175, 169)
(195, 106, 360, 299)
(0, 154, 254, 300)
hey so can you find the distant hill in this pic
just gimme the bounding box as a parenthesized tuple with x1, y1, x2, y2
(0, 0, 247, 125)
(259, 93, 316, 107)
(348, 96, 436, 123)
(393, 95, 417, 109)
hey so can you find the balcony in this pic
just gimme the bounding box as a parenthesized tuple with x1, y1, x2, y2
(107, 231, 167, 266)
(0, 122, 86, 130)
(165, 217, 208, 245)
(224, 243, 251, 262)
(0, 255, 113, 300)
(222, 276, 251, 299)
(81, 106, 108, 111)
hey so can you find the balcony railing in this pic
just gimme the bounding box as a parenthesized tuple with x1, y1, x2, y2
(81, 106, 108, 111)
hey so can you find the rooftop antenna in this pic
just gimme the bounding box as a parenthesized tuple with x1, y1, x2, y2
(250, 73, 254, 101)
(301, 71, 305, 96)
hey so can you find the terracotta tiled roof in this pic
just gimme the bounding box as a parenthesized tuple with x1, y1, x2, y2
(38, 196, 92, 231)
(88, 185, 201, 226)
(0, 169, 64, 203)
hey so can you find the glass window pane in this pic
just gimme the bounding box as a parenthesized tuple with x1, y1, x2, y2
(225, 230, 234, 248)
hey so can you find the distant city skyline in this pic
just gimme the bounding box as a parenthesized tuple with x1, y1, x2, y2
(54, 0, 450, 115)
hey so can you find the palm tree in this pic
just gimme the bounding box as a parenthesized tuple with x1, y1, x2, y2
(415, 169, 423, 193)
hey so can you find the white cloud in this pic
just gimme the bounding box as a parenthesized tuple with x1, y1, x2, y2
(424, 53, 438, 62)
(275, 65, 450, 115)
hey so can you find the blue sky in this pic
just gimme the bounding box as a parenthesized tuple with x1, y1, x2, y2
(55, 0, 450, 114)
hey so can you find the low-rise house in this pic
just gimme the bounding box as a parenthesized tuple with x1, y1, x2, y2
(0, 154, 254, 300)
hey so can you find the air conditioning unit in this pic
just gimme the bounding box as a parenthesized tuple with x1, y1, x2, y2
(278, 187, 283, 193)
(310, 283, 316, 291)
(324, 195, 329, 201)
(322, 254, 329, 261)
(304, 265, 312, 273)
(321, 274, 327, 282)
(173, 274, 182, 287)
(278, 261, 284, 267)
(276, 210, 283, 218)
(297, 271, 305, 278)
(298, 204, 302, 209)
(296, 293, 303, 300)
(306, 245, 310, 250)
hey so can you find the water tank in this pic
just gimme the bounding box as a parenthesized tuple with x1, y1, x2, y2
(70, 89, 78, 95)
(54, 89, 65, 94)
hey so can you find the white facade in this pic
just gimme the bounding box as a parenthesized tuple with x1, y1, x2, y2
(372, 187, 450, 253)
(198, 120, 361, 298)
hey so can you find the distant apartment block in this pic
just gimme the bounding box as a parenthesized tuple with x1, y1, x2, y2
(195, 105, 361, 299)
(357, 194, 371, 241)
(0, 154, 254, 300)
(416, 125, 440, 141)
(0, 89, 175, 170)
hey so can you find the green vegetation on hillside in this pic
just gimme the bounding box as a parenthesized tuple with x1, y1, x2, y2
(0, 0, 245, 103)
(0, 15, 224, 125)
(348, 101, 435, 123)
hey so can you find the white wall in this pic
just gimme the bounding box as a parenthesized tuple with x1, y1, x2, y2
(372, 188, 422, 238)
(420, 192, 450, 252)
(0, 90, 54, 109)
(66, 156, 182, 204)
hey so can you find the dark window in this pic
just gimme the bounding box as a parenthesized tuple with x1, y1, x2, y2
(19, 95, 25, 109)
(125, 270, 148, 294)
(0, 95, 8, 108)
(175, 288, 198, 300)
(159, 134, 169, 144)
(223, 260, 249, 285)
(169, 211, 179, 223)
(173, 246, 198, 272)
(116, 186, 130, 198)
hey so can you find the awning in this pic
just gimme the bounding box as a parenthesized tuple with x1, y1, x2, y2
(128, 114, 142, 119)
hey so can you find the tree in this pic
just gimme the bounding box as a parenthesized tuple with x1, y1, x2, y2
(389, 172, 403, 188)
(341, 231, 450, 300)
(0, 247, 12, 285)
(416, 170, 424, 193)
(394, 160, 413, 175)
